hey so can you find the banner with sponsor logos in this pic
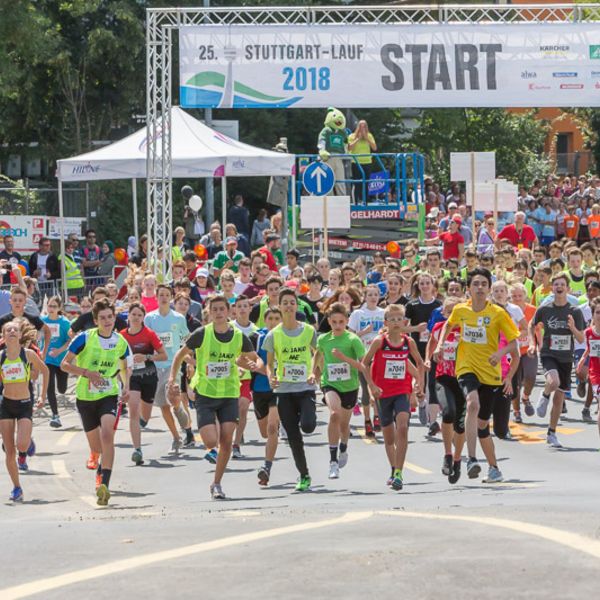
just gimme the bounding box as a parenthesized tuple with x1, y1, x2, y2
(179, 23, 600, 108)
(0, 216, 46, 253)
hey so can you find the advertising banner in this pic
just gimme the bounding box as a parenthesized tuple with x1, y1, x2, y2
(180, 23, 600, 108)
(0, 216, 46, 253)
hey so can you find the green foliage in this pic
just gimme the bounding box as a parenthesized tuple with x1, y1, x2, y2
(406, 108, 553, 188)
(0, 175, 46, 215)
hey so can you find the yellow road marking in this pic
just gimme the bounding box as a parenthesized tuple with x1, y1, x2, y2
(403, 462, 432, 475)
(508, 422, 583, 444)
(354, 427, 378, 445)
(56, 432, 77, 447)
(51, 460, 71, 479)
(378, 511, 600, 560)
(0, 512, 372, 599)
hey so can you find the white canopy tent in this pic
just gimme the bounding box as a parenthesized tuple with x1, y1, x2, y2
(55, 106, 295, 297)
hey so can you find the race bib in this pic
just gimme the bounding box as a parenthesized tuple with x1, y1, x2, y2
(133, 360, 146, 371)
(1, 362, 26, 383)
(327, 363, 351, 382)
(550, 335, 571, 351)
(590, 339, 600, 357)
(419, 329, 430, 343)
(463, 325, 487, 345)
(442, 341, 458, 362)
(581, 217, 588, 226)
(47, 323, 60, 339)
(518, 335, 529, 349)
(384, 360, 406, 380)
(88, 378, 113, 394)
(206, 362, 231, 379)
(157, 331, 173, 348)
(566, 220, 575, 229)
(282, 363, 307, 383)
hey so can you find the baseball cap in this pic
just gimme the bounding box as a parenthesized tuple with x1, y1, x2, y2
(451, 215, 462, 225)
(195, 267, 209, 278)
(448, 202, 458, 209)
(284, 279, 299, 289)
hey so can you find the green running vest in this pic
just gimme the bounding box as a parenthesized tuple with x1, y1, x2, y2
(272, 323, 314, 384)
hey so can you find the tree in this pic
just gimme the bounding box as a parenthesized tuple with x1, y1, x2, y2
(405, 108, 552, 187)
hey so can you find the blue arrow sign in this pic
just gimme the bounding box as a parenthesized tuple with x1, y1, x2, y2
(302, 161, 335, 196)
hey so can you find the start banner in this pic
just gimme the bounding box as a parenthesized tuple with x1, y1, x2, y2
(179, 23, 600, 109)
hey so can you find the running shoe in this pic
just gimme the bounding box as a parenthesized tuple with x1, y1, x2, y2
(448, 460, 462, 484)
(547, 432, 563, 448)
(295, 475, 312, 492)
(170, 438, 183, 455)
(352, 404, 361, 416)
(183, 431, 196, 448)
(466, 458, 481, 479)
(582, 407, 593, 423)
(561, 401, 568, 414)
(204, 448, 218, 464)
(210, 483, 226, 500)
(386, 475, 393, 487)
(442, 454, 453, 476)
(96, 483, 110, 506)
(483, 466, 504, 483)
(373, 416, 381, 432)
(95, 473, 102, 490)
(523, 400, 535, 417)
(328, 461, 340, 479)
(49, 414, 62, 428)
(86, 452, 99, 470)
(10, 486, 24, 502)
(418, 402, 428, 425)
(427, 421, 441, 437)
(17, 455, 28, 472)
(364, 421, 375, 438)
(231, 444, 243, 459)
(131, 449, 144, 466)
(536, 394, 550, 418)
(513, 410, 522, 424)
(391, 470, 403, 491)
(139, 418, 148, 429)
(257, 465, 270, 486)
(27, 438, 36, 457)
(577, 380, 587, 398)
(338, 450, 349, 469)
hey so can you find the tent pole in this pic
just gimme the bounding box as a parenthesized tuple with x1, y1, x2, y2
(221, 177, 227, 237)
(132, 178, 139, 244)
(290, 174, 296, 252)
(58, 179, 68, 303)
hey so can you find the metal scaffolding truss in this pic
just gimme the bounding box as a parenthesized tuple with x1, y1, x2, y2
(145, 4, 600, 274)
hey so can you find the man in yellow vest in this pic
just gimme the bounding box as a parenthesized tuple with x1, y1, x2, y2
(60, 239, 85, 300)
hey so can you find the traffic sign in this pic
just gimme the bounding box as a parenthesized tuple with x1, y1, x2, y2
(302, 161, 335, 196)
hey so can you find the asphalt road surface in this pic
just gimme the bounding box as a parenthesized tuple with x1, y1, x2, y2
(1, 381, 599, 600)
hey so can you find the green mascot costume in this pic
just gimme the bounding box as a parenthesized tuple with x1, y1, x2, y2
(317, 107, 348, 196)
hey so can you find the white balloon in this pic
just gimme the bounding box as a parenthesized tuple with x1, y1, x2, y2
(189, 195, 203, 212)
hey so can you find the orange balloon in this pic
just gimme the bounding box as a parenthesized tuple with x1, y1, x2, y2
(17, 264, 26, 276)
(194, 243, 207, 259)
(386, 240, 400, 254)
(114, 247, 127, 264)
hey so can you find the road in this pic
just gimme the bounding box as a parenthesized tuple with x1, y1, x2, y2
(1, 381, 599, 600)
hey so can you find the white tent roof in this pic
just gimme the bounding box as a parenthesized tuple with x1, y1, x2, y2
(56, 106, 295, 182)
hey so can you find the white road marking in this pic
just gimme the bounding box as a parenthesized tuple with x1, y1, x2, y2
(0, 511, 372, 599)
(51, 460, 71, 479)
(56, 432, 77, 447)
(378, 510, 600, 559)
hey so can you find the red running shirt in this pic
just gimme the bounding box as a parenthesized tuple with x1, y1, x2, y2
(119, 326, 163, 356)
(585, 327, 600, 386)
(431, 321, 459, 378)
(370, 334, 413, 397)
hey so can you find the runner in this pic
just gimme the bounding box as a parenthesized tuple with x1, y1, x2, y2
(426, 296, 466, 483)
(363, 304, 424, 491)
(528, 273, 585, 448)
(168, 295, 260, 499)
(144, 285, 191, 454)
(232, 294, 258, 458)
(0, 320, 48, 501)
(61, 298, 130, 506)
(434, 268, 520, 483)
(250, 307, 282, 486)
(264, 288, 318, 492)
(119, 302, 167, 465)
(577, 297, 600, 443)
(348, 284, 385, 436)
(313, 302, 370, 479)
(41, 296, 71, 428)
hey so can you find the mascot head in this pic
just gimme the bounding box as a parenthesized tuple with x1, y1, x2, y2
(324, 107, 346, 131)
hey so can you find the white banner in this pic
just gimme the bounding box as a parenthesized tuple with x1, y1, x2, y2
(0, 216, 46, 253)
(179, 23, 600, 108)
(47, 217, 86, 240)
